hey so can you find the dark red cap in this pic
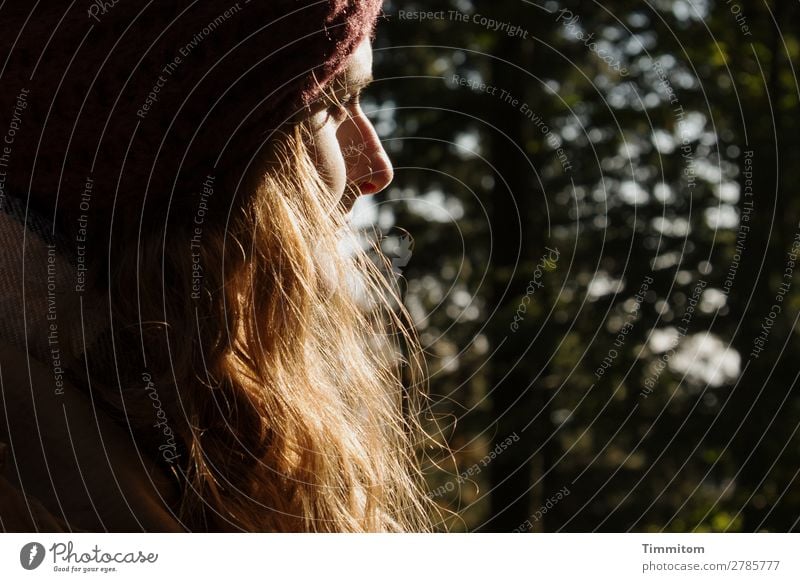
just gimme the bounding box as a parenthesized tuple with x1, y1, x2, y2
(0, 1, 384, 212)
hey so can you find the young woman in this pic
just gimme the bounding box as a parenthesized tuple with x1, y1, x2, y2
(0, 1, 436, 532)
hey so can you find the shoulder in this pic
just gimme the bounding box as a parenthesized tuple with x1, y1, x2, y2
(0, 342, 184, 532)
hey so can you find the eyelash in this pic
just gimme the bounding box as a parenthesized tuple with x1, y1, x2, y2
(327, 92, 360, 120)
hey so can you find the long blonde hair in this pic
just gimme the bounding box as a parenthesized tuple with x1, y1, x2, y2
(93, 115, 437, 531)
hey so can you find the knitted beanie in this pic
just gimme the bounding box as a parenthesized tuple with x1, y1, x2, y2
(0, 1, 384, 216)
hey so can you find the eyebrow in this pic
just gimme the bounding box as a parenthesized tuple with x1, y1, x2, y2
(332, 72, 374, 95)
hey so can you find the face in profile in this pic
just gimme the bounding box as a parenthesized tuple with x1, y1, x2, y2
(306, 38, 394, 214)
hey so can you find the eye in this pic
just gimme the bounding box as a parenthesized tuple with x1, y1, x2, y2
(327, 92, 360, 121)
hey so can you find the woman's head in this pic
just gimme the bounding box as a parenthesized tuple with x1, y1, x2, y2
(0, 2, 437, 531)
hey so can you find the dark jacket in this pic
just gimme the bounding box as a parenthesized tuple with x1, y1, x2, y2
(0, 195, 182, 532)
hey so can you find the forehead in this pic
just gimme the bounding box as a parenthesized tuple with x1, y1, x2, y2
(336, 37, 373, 90)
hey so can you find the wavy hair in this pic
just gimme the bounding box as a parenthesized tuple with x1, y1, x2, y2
(91, 108, 438, 531)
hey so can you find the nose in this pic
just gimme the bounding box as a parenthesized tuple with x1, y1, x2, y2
(340, 108, 394, 196)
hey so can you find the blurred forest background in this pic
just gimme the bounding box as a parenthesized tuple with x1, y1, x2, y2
(355, 0, 800, 531)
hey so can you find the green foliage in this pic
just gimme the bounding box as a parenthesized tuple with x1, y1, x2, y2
(372, 0, 800, 531)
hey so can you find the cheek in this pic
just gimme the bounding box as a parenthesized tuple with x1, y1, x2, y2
(309, 121, 347, 198)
